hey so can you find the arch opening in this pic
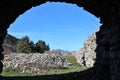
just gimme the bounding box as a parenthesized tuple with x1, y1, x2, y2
(8, 2, 100, 51)
(0, 2, 101, 76)
(0, 1, 103, 76)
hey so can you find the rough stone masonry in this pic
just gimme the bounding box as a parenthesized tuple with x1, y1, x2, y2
(0, 0, 120, 80)
(75, 33, 96, 67)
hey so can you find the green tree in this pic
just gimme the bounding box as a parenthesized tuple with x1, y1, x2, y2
(46, 44, 50, 51)
(35, 40, 50, 53)
(16, 36, 32, 53)
(29, 41, 35, 53)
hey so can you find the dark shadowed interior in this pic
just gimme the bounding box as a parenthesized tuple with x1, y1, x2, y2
(0, 0, 120, 80)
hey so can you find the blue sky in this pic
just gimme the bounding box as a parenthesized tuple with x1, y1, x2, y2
(8, 2, 100, 51)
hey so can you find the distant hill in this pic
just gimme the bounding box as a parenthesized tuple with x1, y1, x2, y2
(53, 49, 69, 54)
(3, 34, 19, 54)
(53, 49, 76, 54)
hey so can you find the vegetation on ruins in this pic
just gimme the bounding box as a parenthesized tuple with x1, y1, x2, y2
(16, 36, 50, 53)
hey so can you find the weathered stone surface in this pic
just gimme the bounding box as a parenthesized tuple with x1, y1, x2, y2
(75, 33, 96, 67)
(3, 53, 72, 74)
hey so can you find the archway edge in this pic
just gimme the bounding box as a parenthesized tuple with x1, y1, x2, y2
(0, 0, 116, 27)
(1, 1, 120, 79)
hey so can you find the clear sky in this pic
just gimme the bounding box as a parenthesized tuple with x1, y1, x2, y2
(8, 2, 100, 51)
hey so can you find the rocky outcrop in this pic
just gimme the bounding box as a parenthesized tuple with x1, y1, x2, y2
(75, 33, 96, 67)
(3, 34, 19, 47)
(3, 34, 19, 53)
(3, 53, 72, 74)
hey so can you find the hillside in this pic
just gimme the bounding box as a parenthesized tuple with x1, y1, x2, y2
(3, 34, 19, 53)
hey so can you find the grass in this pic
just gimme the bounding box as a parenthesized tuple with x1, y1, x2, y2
(1, 68, 93, 80)
(1, 66, 86, 76)
(62, 54, 82, 67)
(1, 70, 30, 76)
(33, 67, 86, 75)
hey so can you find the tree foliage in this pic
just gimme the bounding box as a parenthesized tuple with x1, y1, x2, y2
(16, 36, 50, 53)
(16, 36, 32, 53)
(35, 40, 50, 53)
(29, 41, 35, 53)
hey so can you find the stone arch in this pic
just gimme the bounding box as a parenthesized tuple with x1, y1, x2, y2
(0, 0, 120, 80)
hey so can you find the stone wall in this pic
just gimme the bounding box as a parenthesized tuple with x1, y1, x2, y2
(75, 33, 96, 67)
(3, 53, 72, 74)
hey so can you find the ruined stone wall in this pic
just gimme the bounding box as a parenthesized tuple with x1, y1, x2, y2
(75, 33, 96, 67)
(0, 0, 120, 80)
